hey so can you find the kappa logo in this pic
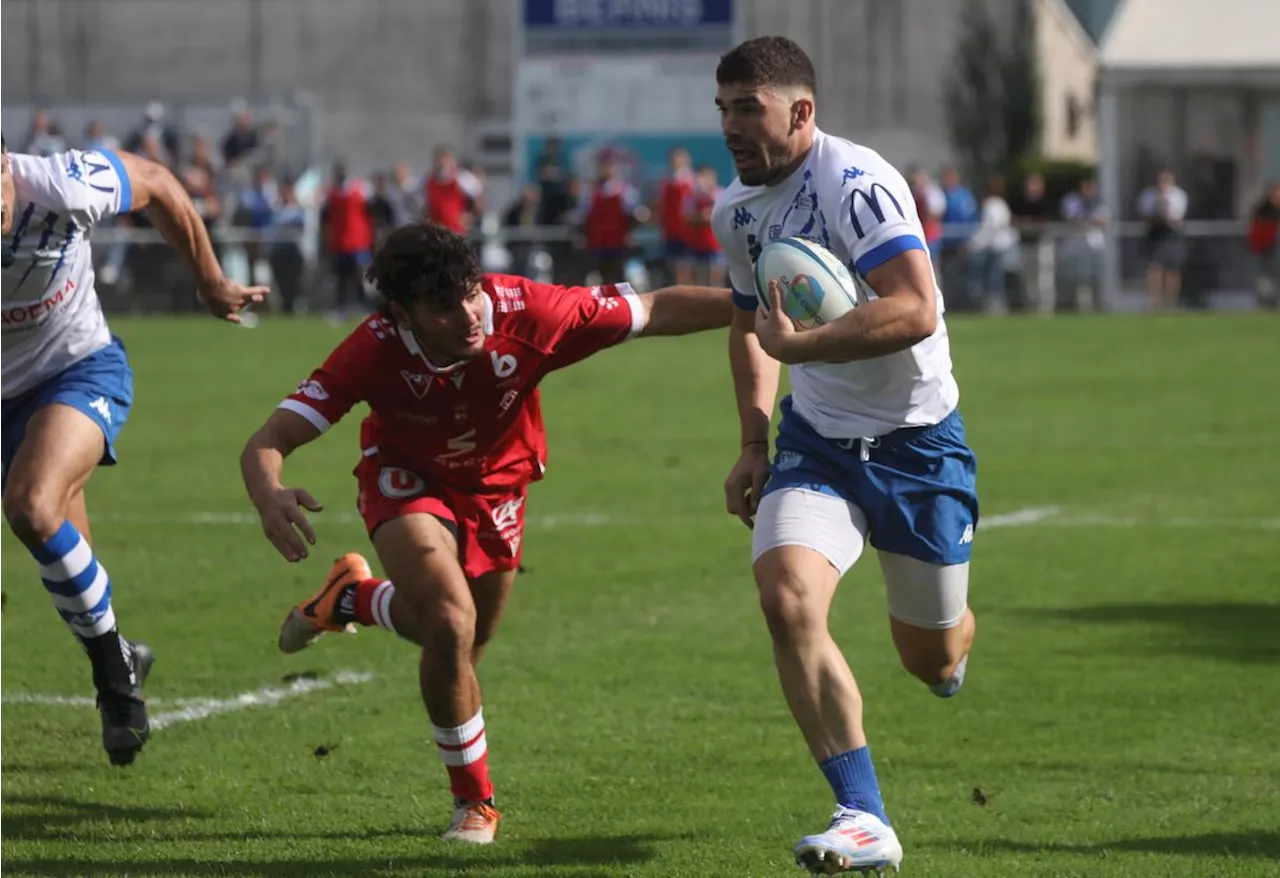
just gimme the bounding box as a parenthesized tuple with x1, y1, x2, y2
(89, 396, 112, 425)
(378, 467, 426, 499)
(841, 166, 867, 184)
(401, 369, 432, 399)
(490, 350, 518, 379)
(490, 497, 524, 531)
(959, 523, 974, 546)
(732, 206, 756, 230)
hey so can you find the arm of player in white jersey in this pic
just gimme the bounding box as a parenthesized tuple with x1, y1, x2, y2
(772, 166, 940, 365)
(777, 249, 939, 364)
(111, 151, 268, 323)
(240, 409, 326, 563)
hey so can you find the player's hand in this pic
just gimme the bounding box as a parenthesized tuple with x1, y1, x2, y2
(253, 486, 323, 562)
(198, 276, 269, 324)
(724, 442, 771, 529)
(754, 280, 802, 364)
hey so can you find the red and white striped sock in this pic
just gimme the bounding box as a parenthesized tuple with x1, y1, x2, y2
(432, 708, 494, 803)
(350, 578, 398, 634)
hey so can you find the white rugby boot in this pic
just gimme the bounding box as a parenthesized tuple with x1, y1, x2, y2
(794, 807, 903, 875)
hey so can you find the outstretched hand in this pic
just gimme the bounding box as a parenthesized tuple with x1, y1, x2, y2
(199, 276, 269, 323)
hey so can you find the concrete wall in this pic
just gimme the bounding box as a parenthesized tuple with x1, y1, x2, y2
(2, 0, 1015, 176)
(1037, 0, 1099, 162)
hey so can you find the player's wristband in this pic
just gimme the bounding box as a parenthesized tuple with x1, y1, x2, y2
(742, 439, 769, 449)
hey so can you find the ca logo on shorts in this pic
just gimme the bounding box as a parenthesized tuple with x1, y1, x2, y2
(490, 498, 524, 531)
(378, 467, 425, 499)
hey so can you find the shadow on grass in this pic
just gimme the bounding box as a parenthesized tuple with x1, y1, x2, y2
(1022, 602, 1280, 664)
(949, 832, 1280, 860)
(0, 832, 679, 877)
(1, 795, 213, 841)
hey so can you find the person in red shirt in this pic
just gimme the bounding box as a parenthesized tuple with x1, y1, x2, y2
(424, 146, 483, 235)
(321, 160, 375, 315)
(240, 223, 731, 844)
(657, 147, 696, 285)
(685, 164, 725, 287)
(580, 153, 643, 285)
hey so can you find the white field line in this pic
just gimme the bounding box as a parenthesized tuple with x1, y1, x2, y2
(1, 670, 373, 731)
(92, 506, 1280, 530)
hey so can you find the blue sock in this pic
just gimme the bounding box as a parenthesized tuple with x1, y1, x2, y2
(32, 520, 118, 640)
(929, 653, 969, 698)
(819, 747, 889, 824)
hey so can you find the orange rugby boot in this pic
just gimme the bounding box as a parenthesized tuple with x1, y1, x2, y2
(277, 552, 372, 653)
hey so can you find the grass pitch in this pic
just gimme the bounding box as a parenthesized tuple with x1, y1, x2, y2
(2, 313, 1278, 877)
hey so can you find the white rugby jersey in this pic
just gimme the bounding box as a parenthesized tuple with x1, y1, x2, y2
(712, 129, 959, 439)
(2, 149, 130, 398)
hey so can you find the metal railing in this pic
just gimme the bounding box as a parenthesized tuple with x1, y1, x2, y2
(86, 218, 1272, 315)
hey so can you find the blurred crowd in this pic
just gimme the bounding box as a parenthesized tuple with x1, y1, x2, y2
(16, 108, 1280, 314)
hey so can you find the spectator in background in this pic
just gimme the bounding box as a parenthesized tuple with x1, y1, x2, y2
(909, 168, 946, 262)
(1137, 169, 1189, 310)
(270, 180, 308, 315)
(367, 172, 399, 245)
(256, 118, 288, 176)
(136, 131, 172, 168)
(581, 152, 642, 284)
(1059, 177, 1110, 311)
(685, 164, 725, 287)
(222, 103, 260, 166)
(23, 110, 67, 156)
(1008, 171, 1051, 312)
(83, 120, 120, 152)
(236, 165, 279, 272)
(390, 161, 423, 224)
(938, 165, 977, 307)
(534, 138, 573, 227)
(321, 159, 374, 317)
(503, 182, 542, 276)
(657, 147, 696, 285)
(1247, 181, 1280, 310)
(966, 175, 1017, 312)
(125, 102, 181, 161)
(424, 146, 483, 235)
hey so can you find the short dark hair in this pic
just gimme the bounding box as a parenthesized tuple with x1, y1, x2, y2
(366, 223, 481, 315)
(716, 36, 816, 95)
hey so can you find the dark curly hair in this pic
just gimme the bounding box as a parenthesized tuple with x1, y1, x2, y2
(365, 223, 481, 315)
(715, 36, 816, 95)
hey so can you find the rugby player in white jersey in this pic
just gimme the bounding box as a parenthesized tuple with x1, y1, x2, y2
(1, 135, 265, 765)
(711, 38, 979, 875)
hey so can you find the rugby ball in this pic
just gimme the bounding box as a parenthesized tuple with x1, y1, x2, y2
(754, 237, 861, 329)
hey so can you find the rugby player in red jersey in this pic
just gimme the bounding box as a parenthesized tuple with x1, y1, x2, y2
(240, 222, 730, 843)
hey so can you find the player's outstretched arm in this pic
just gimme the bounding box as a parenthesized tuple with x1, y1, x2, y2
(240, 410, 325, 562)
(632, 285, 734, 337)
(112, 151, 268, 323)
(756, 249, 937, 365)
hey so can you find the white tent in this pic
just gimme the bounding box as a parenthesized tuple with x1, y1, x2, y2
(1097, 0, 1280, 297)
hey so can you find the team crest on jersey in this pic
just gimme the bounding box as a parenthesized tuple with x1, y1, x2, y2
(297, 379, 328, 400)
(401, 369, 432, 399)
(768, 224, 783, 240)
